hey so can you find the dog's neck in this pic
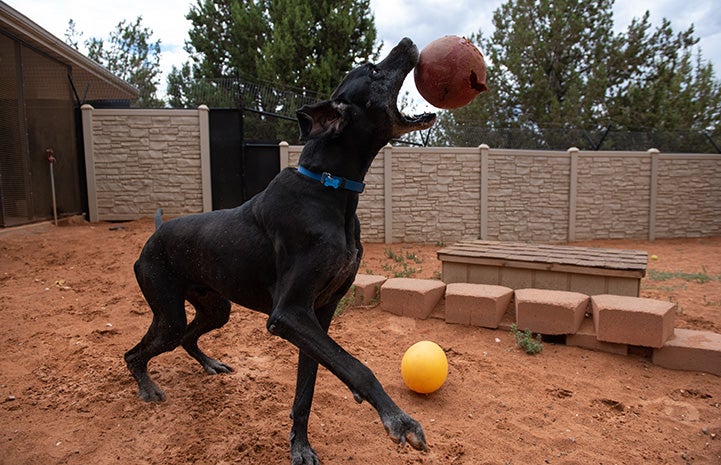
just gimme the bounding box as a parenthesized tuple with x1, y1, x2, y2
(298, 136, 385, 184)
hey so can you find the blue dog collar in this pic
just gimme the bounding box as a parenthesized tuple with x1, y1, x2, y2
(297, 165, 365, 193)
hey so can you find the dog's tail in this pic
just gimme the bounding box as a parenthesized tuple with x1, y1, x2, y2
(154, 208, 163, 230)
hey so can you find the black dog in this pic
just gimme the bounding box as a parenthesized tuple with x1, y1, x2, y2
(125, 38, 436, 464)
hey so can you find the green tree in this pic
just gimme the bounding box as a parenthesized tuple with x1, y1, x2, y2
(167, 0, 379, 128)
(439, 0, 721, 151)
(258, 0, 378, 94)
(607, 18, 721, 133)
(492, 0, 617, 127)
(78, 17, 164, 107)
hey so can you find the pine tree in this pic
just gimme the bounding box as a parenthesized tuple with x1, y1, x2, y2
(167, 0, 378, 108)
(438, 0, 721, 151)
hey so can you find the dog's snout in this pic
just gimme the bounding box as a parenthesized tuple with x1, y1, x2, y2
(398, 37, 415, 50)
(378, 38, 419, 71)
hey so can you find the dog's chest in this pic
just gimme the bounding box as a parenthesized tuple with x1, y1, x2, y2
(316, 247, 360, 307)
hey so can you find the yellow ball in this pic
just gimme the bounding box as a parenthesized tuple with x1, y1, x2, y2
(401, 340, 448, 394)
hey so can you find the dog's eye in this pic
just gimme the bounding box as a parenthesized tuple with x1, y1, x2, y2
(369, 65, 380, 76)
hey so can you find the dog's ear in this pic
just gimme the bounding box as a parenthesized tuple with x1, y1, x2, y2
(296, 101, 349, 141)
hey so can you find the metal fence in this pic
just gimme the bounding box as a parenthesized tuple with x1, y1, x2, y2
(422, 122, 721, 153)
(174, 77, 721, 153)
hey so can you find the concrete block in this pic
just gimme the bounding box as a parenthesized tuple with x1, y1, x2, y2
(351, 274, 386, 306)
(497, 305, 517, 332)
(445, 283, 513, 328)
(652, 329, 721, 376)
(380, 278, 446, 320)
(592, 294, 675, 348)
(566, 317, 628, 355)
(515, 289, 589, 335)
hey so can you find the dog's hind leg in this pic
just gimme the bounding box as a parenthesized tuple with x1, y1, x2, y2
(125, 262, 188, 402)
(183, 287, 233, 375)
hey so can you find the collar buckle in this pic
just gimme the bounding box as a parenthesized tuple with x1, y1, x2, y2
(320, 172, 342, 189)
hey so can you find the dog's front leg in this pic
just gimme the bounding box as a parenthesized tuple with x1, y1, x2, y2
(287, 304, 334, 465)
(267, 304, 427, 455)
(289, 351, 321, 465)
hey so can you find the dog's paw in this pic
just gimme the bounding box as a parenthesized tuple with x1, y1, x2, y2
(383, 413, 428, 452)
(138, 380, 166, 402)
(201, 358, 234, 375)
(290, 442, 320, 465)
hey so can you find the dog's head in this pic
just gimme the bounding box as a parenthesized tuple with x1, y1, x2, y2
(297, 38, 436, 146)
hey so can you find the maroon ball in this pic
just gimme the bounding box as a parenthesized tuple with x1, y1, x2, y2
(414, 35, 488, 109)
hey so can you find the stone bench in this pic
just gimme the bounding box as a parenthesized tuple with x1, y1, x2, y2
(438, 240, 648, 297)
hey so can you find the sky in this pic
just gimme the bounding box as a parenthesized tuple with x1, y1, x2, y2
(7, 0, 721, 110)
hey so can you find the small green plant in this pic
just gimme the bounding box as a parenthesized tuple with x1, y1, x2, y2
(384, 248, 404, 262)
(381, 249, 423, 278)
(642, 282, 686, 293)
(510, 324, 544, 355)
(393, 262, 418, 278)
(405, 251, 423, 264)
(369, 284, 381, 306)
(648, 269, 720, 284)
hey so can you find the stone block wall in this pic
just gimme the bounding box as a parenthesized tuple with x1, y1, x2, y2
(359, 274, 721, 377)
(486, 150, 571, 243)
(358, 149, 387, 240)
(282, 144, 720, 243)
(391, 147, 481, 243)
(574, 153, 652, 241)
(83, 111, 720, 243)
(82, 105, 211, 222)
(655, 155, 721, 238)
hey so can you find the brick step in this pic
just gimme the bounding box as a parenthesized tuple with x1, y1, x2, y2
(379, 277, 446, 320)
(653, 329, 721, 376)
(353, 275, 720, 377)
(445, 283, 512, 328)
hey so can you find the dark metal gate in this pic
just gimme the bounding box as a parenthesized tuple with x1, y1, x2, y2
(208, 108, 280, 210)
(0, 32, 83, 227)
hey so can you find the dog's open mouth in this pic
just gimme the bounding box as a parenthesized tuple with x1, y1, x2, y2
(401, 111, 436, 131)
(392, 106, 436, 139)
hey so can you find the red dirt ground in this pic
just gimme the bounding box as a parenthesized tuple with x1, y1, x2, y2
(1, 218, 719, 465)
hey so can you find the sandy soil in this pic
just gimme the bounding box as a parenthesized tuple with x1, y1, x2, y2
(1, 218, 719, 465)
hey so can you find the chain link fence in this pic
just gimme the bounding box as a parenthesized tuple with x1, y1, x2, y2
(423, 122, 721, 153)
(177, 77, 325, 143)
(177, 78, 720, 153)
